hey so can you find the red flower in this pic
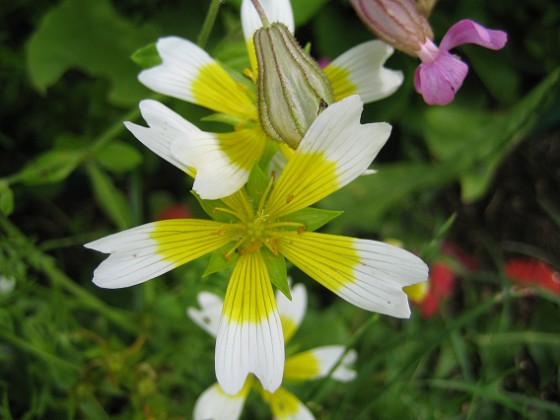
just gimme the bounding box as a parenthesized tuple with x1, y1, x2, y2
(419, 262, 455, 318)
(155, 203, 193, 221)
(505, 259, 560, 294)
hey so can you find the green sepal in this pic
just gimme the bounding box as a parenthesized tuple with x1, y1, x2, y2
(204, 244, 238, 277)
(261, 247, 291, 300)
(245, 164, 269, 209)
(259, 141, 280, 171)
(191, 191, 237, 223)
(201, 113, 245, 127)
(280, 207, 343, 232)
(131, 43, 162, 69)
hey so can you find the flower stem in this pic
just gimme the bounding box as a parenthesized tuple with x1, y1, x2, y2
(197, 0, 223, 48)
(250, 0, 270, 26)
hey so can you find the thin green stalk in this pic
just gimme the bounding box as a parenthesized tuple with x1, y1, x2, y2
(0, 330, 81, 372)
(197, 0, 223, 48)
(0, 216, 137, 333)
(305, 313, 380, 402)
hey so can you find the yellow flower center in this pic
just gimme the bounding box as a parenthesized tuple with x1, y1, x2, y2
(217, 178, 303, 258)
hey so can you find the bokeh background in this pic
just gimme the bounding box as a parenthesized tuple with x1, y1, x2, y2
(1, 0, 559, 418)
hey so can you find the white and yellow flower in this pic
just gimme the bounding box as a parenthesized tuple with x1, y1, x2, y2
(127, 0, 404, 200)
(190, 283, 357, 420)
(86, 96, 428, 395)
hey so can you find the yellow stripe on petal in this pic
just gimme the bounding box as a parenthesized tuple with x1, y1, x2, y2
(266, 96, 390, 219)
(192, 63, 256, 120)
(324, 64, 358, 101)
(278, 231, 428, 318)
(151, 219, 233, 265)
(266, 151, 338, 219)
(217, 128, 266, 171)
(222, 252, 276, 324)
(216, 251, 285, 394)
(262, 387, 313, 420)
(284, 350, 321, 381)
(278, 232, 356, 296)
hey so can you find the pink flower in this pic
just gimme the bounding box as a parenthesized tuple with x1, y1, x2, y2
(350, 0, 507, 105)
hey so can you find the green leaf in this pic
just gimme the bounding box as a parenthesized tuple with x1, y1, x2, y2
(130, 43, 162, 69)
(261, 247, 290, 300)
(291, 0, 330, 26)
(281, 207, 343, 232)
(0, 183, 14, 216)
(95, 140, 143, 174)
(18, 150, 83, 185)
(423, 67, 560, 203)
(245, 164, 268, 207)
(25, 0, 158, 106)
(204, 244, 238, 277)
(87, 164, 131, 230)
(191, 191, 238, 223)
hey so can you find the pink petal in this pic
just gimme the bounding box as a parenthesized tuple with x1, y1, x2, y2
(440, 19, 507, 52)
(414, 50, 468, 105)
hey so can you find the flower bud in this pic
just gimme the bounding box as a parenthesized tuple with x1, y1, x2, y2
(350, 0, 433, 56)
(254, 22, 334, 149)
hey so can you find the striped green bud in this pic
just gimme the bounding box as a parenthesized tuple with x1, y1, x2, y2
(254, 22, 334, 149)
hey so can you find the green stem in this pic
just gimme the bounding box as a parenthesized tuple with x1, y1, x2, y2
(0, 330, 81, 372)
(197, 0, 223, 48)
(250, 0, 270, 26)
(305, 313, 380, 401)
(0, 216, 138, 333)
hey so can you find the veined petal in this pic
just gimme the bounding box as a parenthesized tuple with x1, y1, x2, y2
(216, 252, 284, 394)
(241, 0, 294, 42)
(276, 283, 307, 342)
(266, 96, 390, 218)
(187, 291, 223, 337)
(241, 0, 295, 74)
(170, 127, 265, 200)
(85, 220, 230, 289)
(125, 99, 198, 177)
(278, 232, 429, 318)
(139, 36, 255, 119)
(325, 40, 403, 103)
(440, 19, 507, 52)
(414, 50, 468, 105)
(193, 382, 250, 420)
(263, 387, 314, 420)
(285, 346, 357, 382)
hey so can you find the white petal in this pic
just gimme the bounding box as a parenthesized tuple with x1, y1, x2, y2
(85, 223, 171, 289)
(170, 132, 250, 200)
(275, 283, 307, 341)
(125, 99, 199, 174)
(327, 40, 403, 103)
(193, 383, 247, 420)
(310, 346, 357, 382)
(139, 36, 213, 103)
(299, 95, 391, 188)
(216, 318, 284, 395)
(266, 95, 391, 218)
(187, 292, 224, 337)
(278, 232, 429, 318)
(215, 253, 284, 395)
(85, 220, 229, 289)
(241, 0, 295, 41)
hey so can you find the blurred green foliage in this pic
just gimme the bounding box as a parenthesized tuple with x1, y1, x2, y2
(1, 0, 559, 418)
